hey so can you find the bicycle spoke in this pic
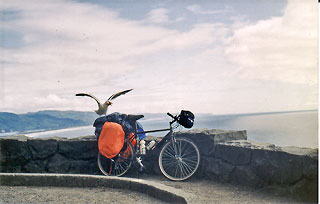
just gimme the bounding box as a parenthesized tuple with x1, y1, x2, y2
(159, 138, 200, 181)
(163, 149, 175, 158)
(180, 160, 194, 174)
(97, 142, 134, 177)
(182, 158, 198, 166)
(180, 144, 193, 157)
(182, 149, 197, 158)
(174, 162, 179, 178)
(178, 161, 186, 178)
(162, 159, 178, 167)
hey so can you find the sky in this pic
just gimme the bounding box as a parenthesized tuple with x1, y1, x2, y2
(0, 0, 318, 115)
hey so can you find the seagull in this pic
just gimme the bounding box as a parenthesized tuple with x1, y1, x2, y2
(76, 89, 133, 115)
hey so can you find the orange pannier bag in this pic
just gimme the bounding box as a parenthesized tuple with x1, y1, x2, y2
(98, 122, 125, 159)
(122, 133, 136, 159)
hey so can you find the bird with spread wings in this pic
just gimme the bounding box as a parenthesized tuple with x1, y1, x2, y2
(76, 89, 133, 115)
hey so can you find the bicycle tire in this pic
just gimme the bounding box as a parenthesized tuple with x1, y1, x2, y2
(97, 142, 134, 177)
(159, 137, 200, 181)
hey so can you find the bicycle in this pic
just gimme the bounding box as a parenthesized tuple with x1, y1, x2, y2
(96, 111, 200, 181)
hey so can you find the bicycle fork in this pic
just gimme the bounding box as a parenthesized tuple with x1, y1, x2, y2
(171, 136, 179, 156)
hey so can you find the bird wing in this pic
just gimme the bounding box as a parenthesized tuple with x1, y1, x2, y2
(76, 93, 101, 105)
(107, 89, 133, 101)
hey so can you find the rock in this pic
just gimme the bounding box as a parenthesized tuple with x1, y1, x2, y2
(204, 157, 234, 182)
(47, 153, 70, 173)
(251, 149, 303, 185)
(281, 146, 318, 180)
(27, 138, 58, 159)
(24, 160, 48, 173)
(302, 156, 318, 180)
(68, 159, 99, 174)
(174, 129, 247, 156)
(0, 136, 31, 172)
(212, 140, 304, 185)
(281, 146, 318, 157)
(230, 166, 263, 187)
(213, 142, 252, 165)
(291, 177, 318, 202)
(58, 136, 98, 160)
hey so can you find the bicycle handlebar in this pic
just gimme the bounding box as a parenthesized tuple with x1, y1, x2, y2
(167, 112, 175, 118)
(167, 112, 178, 124)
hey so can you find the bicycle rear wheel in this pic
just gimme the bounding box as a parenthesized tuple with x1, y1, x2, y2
(159, 137, 200, 181)
(98, 142, 134, 177)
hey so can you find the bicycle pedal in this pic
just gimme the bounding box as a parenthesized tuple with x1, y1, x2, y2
(136, 157, 144, 168)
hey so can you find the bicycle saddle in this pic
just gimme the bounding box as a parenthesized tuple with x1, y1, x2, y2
(127, 114, 144, 121)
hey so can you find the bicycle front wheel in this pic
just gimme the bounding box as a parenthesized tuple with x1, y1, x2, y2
(97, 142, 134, 177)
(159, 137, 200, 181)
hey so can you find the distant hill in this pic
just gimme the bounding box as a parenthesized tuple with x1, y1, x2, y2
(0, 110, 97, 133)
(28, 110, 97, 125)
(1, 109, 316, 134)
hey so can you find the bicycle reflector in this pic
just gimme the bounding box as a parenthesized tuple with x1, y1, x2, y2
(178, 110, 194, 128)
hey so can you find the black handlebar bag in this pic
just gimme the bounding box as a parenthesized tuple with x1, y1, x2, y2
(178, 110, 194, 128)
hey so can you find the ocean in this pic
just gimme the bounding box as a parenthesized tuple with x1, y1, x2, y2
(5, 110, 318, 148)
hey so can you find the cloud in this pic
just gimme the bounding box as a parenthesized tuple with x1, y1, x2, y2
(187, 4, 230, 15)
(0, 0, 221, 112)
(0, 1, 217, 79)
(0, 0, 317, 114)
(146, 8, 169, 23)
(225, 0, 317, 85)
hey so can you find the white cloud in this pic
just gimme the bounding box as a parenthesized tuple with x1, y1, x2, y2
(146, 8, 169, 23)
(0, 0, 221, 113)
(225, 0, 317, 85)
(0, 0, 317, 114)
(187, 4, 230, 15)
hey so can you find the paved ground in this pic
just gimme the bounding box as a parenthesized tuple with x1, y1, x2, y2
(0, 186, 166, 204)
(141, 175, 307, 204)
(0, 174, 312, 204)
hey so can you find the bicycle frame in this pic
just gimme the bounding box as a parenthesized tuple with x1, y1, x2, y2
(133, 118, 177, 153)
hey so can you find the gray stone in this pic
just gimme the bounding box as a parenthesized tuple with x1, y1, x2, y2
(175, 129, 247, 143)
(281, 146, 318, 180)
(27, 138, 58, 159)
(230, 166, 263, 187)
(0, 137, 31, 172)
(175, 129, 247, 156)
(251, 149, 303, 185)
(291, 177, 318, 202)
(212, 130, 247, 143)
(24, 160, 47, 173)
(281, 146, 318, 157)
(302, 156, 318, 180)
(204, 157, 234, 182)
(213, 142, 252, 165)
(67, 159, 99, 174)
(47, 154, 70, 173)
(58, 138, 98, 160)
(218, 140, 279, 151)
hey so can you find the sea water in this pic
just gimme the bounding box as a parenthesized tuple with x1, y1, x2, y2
(7, 110, 319, 148)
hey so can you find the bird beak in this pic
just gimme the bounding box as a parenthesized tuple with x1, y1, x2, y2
(108, 101, 113, 106)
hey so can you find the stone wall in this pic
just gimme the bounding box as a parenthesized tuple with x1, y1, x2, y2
(0, 136, 99, 174)
(174, 130, 318, 202)
(0, 129, 317, 201)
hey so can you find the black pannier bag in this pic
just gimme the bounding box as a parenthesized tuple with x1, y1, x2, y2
(178, 110, 194, 128)
(93, 112, 135, 139)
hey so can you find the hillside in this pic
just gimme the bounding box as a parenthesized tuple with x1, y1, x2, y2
(0, 111, 97, 133)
